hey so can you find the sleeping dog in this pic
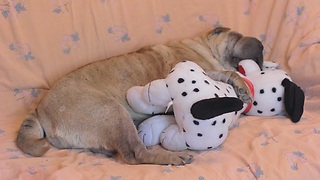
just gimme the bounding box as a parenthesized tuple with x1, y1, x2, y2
(16, 27, 263, 165)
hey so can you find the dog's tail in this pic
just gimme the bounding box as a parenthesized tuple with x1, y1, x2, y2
(16, 111, 50, 156)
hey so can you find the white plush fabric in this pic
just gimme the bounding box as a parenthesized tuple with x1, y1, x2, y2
(239, 60, 304, 123)
(127, 61, 246, 151)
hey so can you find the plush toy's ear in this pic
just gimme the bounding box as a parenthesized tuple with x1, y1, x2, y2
(191, 97, 243, 120)
(281, 78, 305, 123)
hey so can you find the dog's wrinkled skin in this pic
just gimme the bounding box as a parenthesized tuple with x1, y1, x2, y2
(16, 27, 263, 165)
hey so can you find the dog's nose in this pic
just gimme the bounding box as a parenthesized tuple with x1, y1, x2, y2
(258, 41, 263, 49)
(254, 39, 264, 50)
(249, 38, 264, 68)
(251, 37, 263, 54)
(247, 37, 264, 50)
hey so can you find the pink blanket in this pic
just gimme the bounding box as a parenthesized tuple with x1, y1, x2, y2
(1, 0, 319, 179)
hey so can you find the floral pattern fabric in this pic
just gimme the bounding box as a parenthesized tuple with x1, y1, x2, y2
(0, 0, 319, 179)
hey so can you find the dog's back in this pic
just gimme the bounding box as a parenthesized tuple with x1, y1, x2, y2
(15, 27, 263, 165)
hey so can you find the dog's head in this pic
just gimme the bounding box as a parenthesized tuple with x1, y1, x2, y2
(205, 27, 264, 70)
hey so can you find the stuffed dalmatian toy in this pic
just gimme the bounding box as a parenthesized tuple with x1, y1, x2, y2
(238, 59, 305, 123)
(127, 61, 247, 151)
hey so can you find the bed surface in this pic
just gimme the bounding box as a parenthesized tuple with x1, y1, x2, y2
(1, 0, 319, 179)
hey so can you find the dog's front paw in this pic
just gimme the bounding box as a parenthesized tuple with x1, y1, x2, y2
(236, 87, 252, 104)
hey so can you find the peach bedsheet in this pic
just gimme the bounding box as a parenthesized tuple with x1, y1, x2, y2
(1, 0, 319, 179)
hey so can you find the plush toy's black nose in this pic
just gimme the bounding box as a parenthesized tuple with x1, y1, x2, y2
(191, 97, 244, 120)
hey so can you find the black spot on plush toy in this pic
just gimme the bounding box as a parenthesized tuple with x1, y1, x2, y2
(238, 59, 305, 123)
(127, 61, 247, 151)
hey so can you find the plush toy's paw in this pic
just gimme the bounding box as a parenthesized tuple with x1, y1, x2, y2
(160, 125, 187, 151)
(127, 86, 167, 114)
(138, 123, 157, 147)
(138, 115, 176, 147)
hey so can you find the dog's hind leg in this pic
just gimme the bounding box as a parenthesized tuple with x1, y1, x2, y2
(89, 147, 117, 157)
(105, 100, 193, 165)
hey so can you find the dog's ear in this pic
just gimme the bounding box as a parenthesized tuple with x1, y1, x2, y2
(191, 97, 243, 120)
(210, 27, 230, 35)
(281, 78, 305, 123)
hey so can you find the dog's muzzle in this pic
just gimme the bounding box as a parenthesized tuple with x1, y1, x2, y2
(232, 37, 264, 69)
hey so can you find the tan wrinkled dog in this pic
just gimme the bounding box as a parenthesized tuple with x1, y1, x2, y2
(16, 27, 263, 165)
